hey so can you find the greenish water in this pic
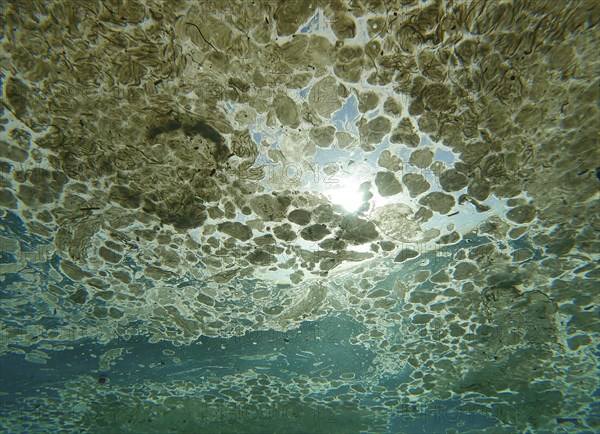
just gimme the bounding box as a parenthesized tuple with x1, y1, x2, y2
(1, 0, 599, 433)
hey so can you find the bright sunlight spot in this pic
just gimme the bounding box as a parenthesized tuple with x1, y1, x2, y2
(326, 181, 364, 213)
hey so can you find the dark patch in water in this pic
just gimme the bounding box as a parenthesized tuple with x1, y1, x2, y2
(147, 119, 182, 140)
(182, 120, 223, 144)
(183, 121, 230, 163)
(148, 118, 230, 162)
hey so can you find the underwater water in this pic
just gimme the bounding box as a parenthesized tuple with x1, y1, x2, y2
(1, 0, 599, 433)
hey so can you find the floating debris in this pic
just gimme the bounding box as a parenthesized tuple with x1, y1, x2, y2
(0, 1, 597, 433)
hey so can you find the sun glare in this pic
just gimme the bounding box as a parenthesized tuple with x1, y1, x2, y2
(327, 182, 364, 212)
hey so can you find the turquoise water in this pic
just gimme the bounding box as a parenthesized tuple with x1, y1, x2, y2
(2, 208, 597, 432)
